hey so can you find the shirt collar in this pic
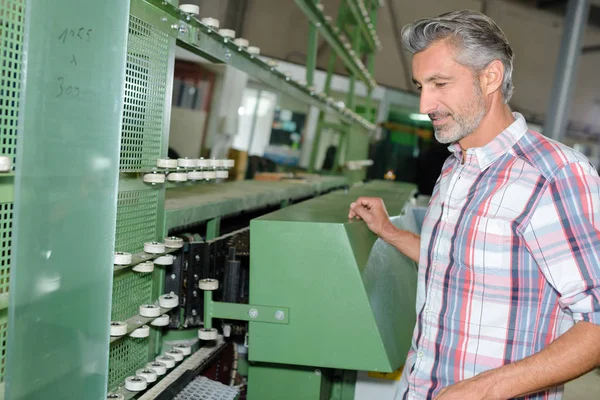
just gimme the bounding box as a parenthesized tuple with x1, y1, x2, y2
(447, 112, 528, 171)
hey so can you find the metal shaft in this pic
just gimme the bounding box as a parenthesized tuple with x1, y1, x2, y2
(204, 290, 213, 330)
(543, 0, 590, 141)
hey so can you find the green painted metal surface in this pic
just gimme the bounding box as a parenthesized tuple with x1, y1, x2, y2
(108, 6, 175, 391)
(247, 363, 332, 400)
(249, 181, 417, 372)
(6, 0, 130, 398)
(164, 177, 349, 230)
(0, 0, 25, 387)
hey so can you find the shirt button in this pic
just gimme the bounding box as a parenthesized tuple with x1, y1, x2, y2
(417, 351, 424, 358)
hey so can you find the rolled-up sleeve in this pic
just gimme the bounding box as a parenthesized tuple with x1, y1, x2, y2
(521, 161, 600, 324)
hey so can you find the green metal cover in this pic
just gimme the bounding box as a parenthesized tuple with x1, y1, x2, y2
(120, 14, 170, 170)
(0, 0, 23, 171)
(0, 0, 24, 385)
(107, 9, 173, 392)
(249, 181, 417, 373)
(7, 0, 130, 398)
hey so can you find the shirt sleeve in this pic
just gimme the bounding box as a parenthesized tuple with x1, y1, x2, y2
(520, 160, 600, 324)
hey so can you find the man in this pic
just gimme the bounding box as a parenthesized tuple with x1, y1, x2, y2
(349, 10, 600, 400)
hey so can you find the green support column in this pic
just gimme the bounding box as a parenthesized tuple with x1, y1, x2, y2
(7, 0, 130, 398)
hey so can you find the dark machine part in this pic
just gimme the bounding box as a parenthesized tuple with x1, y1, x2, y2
(164, 249, 185, 328)
(165, 228, 251, 330)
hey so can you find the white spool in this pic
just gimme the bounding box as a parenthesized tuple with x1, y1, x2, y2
(167, 172, 188, 182)
(209, 158, 223, 168)
(234, 38, 249, 48)
(144, 242, 165, 254)
(198, 328, 218, 340)
(225, 159, 235, 168)
(247, 46, 260, 55)
(165, 349, 184, 362)
(139, 304, 161, 318)
(143, 173, 166, 184)
(136, 368, 158, 383)
(156, 355, 176, 369)
(157, 158, 178, 169)
(199, 279, 219, 291)
(187, 171, 204, 181)
(201, 17, 220, 29)
(177, 158, 196, 168)
(173, 344, 192, 356)
(110, 321, 127, 336)
(125, 375, 147, 392)
(216, 170, 229, 179)
(218, 29, 236, 39)
(0, 157, 12, 172)
(114, 252, 132, 266)
(133, 261, 154, 273)
(164, 236, 184, 249)
(197, 158, 210, 168)
(159, 293, 179, 308)
(204, 170, 216, 180)
(107, 393, 124, 400)
(146, 361, 167, 376)
(179, 4, 200, 15)
(154, 254, 174, 266)
(130, 325, 150, 338)
(151, 314, 170, 327)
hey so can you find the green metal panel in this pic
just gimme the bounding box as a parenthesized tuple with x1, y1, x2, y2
(247, 363, 332, 400)
(0, 0, 24, 386)
(111, 270, 153, 321)
(0, 0, 24, 171)
(115, 188, 160, 253)
(0, 203, 13, 297)
(120, 13, 170, 171)
(108, 6, 175, 392)
(7, 0, 130, 398)
(108, 337, 150, 391)
(249, 181, 417, 372)
(164, 177, 348, 231)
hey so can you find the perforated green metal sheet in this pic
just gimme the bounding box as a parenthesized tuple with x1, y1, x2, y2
(116, 189, 159, 254)
(0, 319, 6, 383)
(0, 0, 24, 170)
(0, 202, 12, 295)
(108, 337, 150, 391)
(120, 14, 170, 170)
(112, 270, 153, 322)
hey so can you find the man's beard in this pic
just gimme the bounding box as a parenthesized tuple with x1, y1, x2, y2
(431, 85, 486, 144)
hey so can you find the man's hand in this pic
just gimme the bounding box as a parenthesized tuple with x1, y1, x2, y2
(348, 197, 394, 237)
(349, 196, 421, 263)
(434, 374, 496, 400)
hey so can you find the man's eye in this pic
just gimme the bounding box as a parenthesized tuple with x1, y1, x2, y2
(416, 86, 422, 92)
(435, 82, 447, 88)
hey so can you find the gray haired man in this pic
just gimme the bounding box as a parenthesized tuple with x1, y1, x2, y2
(349, 9, 600, 400)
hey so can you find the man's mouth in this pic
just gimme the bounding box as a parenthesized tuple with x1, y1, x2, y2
(429, 114, 450, 125)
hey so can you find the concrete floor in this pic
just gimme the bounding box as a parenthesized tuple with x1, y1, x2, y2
(564, 369, 600, 399)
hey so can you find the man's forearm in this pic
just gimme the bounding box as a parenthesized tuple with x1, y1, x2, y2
(380, 223, 420, 263)
(479, 321, 600, 399)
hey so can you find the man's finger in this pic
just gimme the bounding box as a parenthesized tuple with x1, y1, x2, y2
(350, 202, 371, 222)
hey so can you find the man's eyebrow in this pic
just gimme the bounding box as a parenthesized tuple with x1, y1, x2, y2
(413, 74, 453, 85)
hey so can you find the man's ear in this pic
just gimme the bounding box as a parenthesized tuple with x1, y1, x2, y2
(481, 60, 504, 97)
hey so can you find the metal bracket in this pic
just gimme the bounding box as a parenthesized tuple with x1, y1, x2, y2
(202, 287, 289, 330)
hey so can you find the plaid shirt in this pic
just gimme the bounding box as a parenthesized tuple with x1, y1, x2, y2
(396, 113, 600, 400)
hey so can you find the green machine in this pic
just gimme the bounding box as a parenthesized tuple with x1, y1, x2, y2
(199, 181, 418, 399)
